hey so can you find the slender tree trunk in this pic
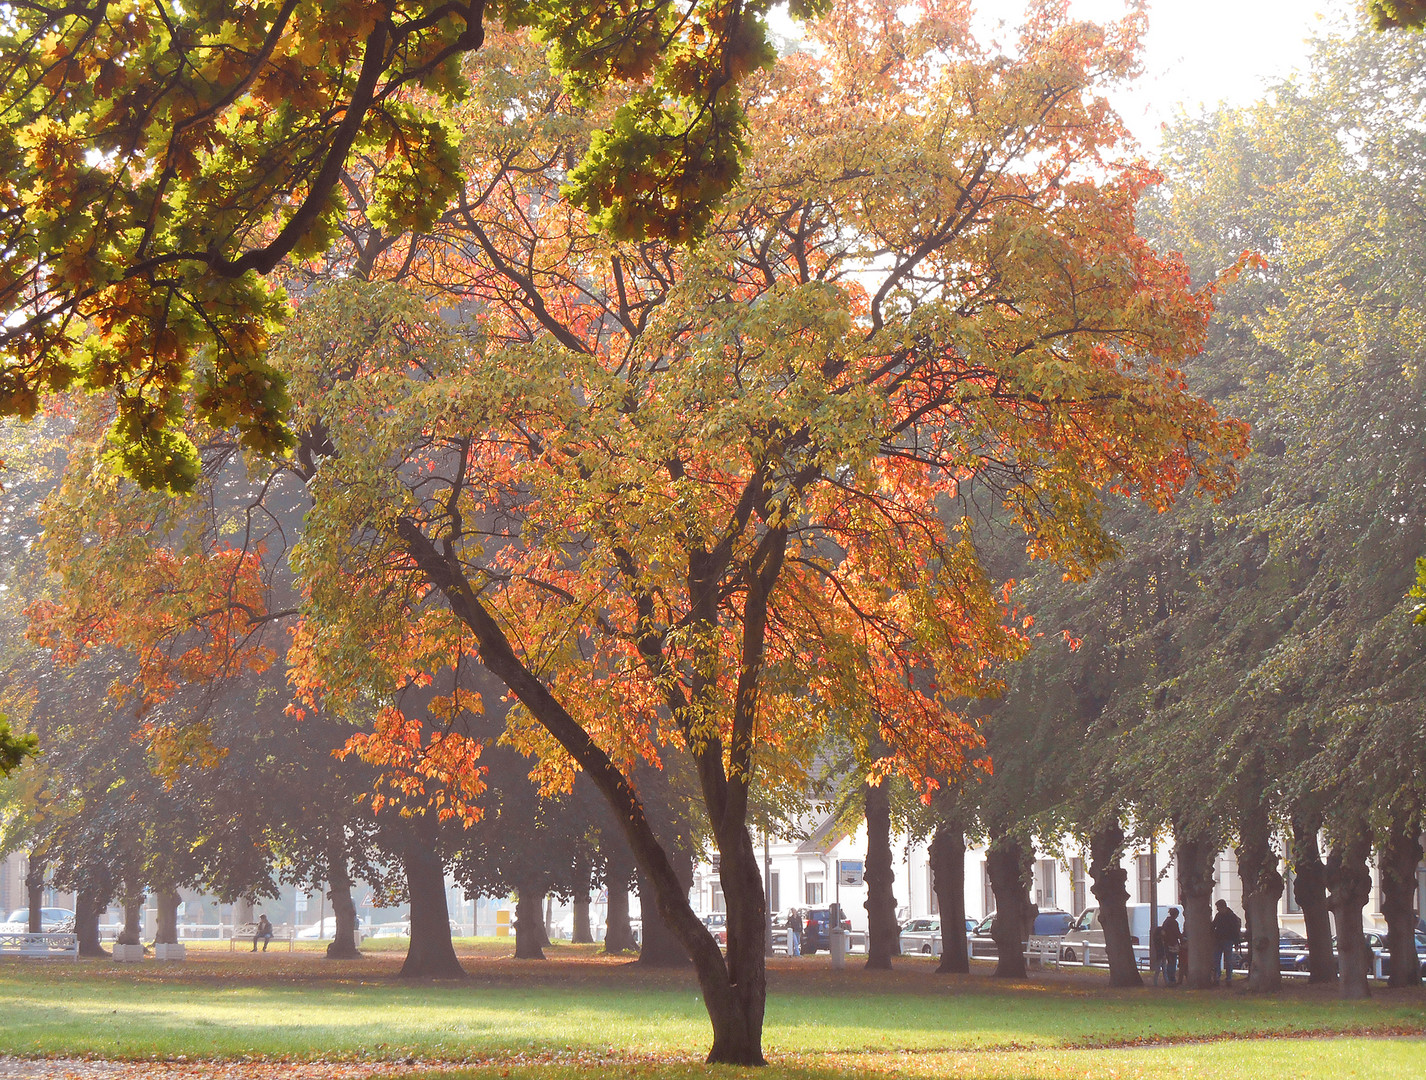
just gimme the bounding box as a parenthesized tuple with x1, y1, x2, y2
(1325, 828, 1373, 1000)
(1379, 820, 1423, 988)
(1237, 796, 1283, 992)
(399, 822, 464, 979)
(603, 837, 638, 952)
(572, 863, 594, 944)
(986, 837, 1033, 978)
(863, 778, 900, 970)
(1090, 821, 1142, 988)
(25, 856, 44, 934)
(75, 890, 109, 958)
(514, 886, 546, 959)
(1174, 830, 1216, 989)
(326, 855, 361, 959)
(1291, 818, 1338, 984)
(638, 846, 694, 966)
(154, 888, 180, 945)
(930, 822, 969, 974)
(118, 891, 144, 946)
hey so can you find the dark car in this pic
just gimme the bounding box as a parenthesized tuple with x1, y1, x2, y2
(1232, 927, 1308, 970)
(1284, 931, 1426, 978)
(801, 906, 852, 955)
(969, 909, 1074, 958)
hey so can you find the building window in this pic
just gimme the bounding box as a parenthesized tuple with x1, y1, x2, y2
(1137, 855, 1153, 904)
(711, 883, 726, 912)
(1416, 863, 1426, 920)
(768, 873, 780, 914)
(1284, 866, 1301, 914)
(1070, 857, 1087, 915)
(929, 866, 939, 915)
(804, 879, 824, 906)
(982, 862, 995, 917)
(1035, 859, 1057, 908)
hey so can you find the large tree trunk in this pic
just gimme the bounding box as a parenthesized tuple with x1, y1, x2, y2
(399, 823, 464, 979)
(514, 886, 546, 959)
(118, 890, 144, 946)
(707, 821, 766, 1066)
(1325, 828, 1373, 1000)
(154, 888, 180, 945)
(25, 856, 44, 934)
(1379, 820, 1423, 989)
(863, 778, 900, 970)
(637, 846, 694, 966)
(1174, 830, 1216, 990)
(75, 890, 109, 958)
(603, 837, 638, 953)
(930, 822, 969, 974)
(572, 871, 594, 944)
(1090, 821, 1142, 988)
(1237, 797, 1283, 992)
(986, 837, 1033, 978)
(326, 855, 362, 959)
(1291, 818, 1338, 984)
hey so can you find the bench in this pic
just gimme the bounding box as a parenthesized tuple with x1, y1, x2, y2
(0, 931, 80, 959)
(1024, 934, 1063, 969)
(230, 922, 296, 952)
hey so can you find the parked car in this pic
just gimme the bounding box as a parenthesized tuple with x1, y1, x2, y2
(702, 912, 728, 946)
(1232, 927, 1308, 971)
(1, 907, 76, 932)
(295, 915, 366, 941)
(1374, 931, 1426, 979)
(801, 906, 852, 954)
(968, 909, 1073, 958)
(1059, 904, 1156, 966)
(899, 917, 943, 956)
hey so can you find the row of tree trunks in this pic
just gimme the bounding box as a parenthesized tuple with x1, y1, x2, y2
(1089, 821, 1142, 988)
(1379, 819, 1424, 989)
(930, 822, 969, 974)
(1290, 819, 1338, 983)
(863, 778, 901, 971)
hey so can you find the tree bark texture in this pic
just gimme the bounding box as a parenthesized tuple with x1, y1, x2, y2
(326, 855, 362, 959)
(1325, 829, 1373, 1000)
(514, 886, 546, 959)
(154, 888, 181, 945)
(572, 886, 593, 944)
(638, 846, 694, 966)
(1089, 821, 1142, 988)
(75, 890, 109, 958)
(1291, 819, 1338, 984)
(929, 822, 969, 974)
(1379, 822, 1423, 988)
(863, 778, 900, 970)
(1236, 797, 1283, 992)
(1174, 831, 1216, 990)
(399, 823, 464, 979)
(986, 837, 1033, 979)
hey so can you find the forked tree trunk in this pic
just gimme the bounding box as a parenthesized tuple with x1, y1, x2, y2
(603, 840, 638, 953)
(1325, 829, 1373, 999)
(75, 890, 109, 958)
(1089, 821, 1142, 988)
(863, 778, 900, 970)
(1379, 821, 1423, 989)
(514, 886, 546, 959)
(638, 846, 694, 966)
(1237, 797, 1283, 992)
(25, 857, 45, 934)
(1291, 818, 1338, 984)
(326, 856, 362, 959)
(929, 822, 969, 974)
(399, 825, 464, 979)
(1174, 831, 1216, 990)
(986, 837, 1033, 978)
(154, 888, 181, 945)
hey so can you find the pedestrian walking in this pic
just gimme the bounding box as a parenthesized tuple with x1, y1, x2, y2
(1212, 899, 1242, 984)
(1160, 907, 1183, 985)
(787, 909, 803, 957)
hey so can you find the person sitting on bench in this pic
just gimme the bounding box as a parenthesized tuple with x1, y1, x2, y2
(253, 914, 274, 953)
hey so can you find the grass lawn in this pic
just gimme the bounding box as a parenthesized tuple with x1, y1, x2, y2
(0, 943, 1421, 1077)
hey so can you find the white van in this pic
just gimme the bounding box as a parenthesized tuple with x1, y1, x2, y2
(1059, 904, 1157, 967)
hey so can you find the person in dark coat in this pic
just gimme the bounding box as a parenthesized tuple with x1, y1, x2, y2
(1160, 907, 1183, 985)
(786, 909, 804, 957)
(253, 913, 274, 952)
(1212, 899, 1242, 984)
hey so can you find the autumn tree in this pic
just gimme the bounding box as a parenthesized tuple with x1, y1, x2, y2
(280, 1, 1246, 1061)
